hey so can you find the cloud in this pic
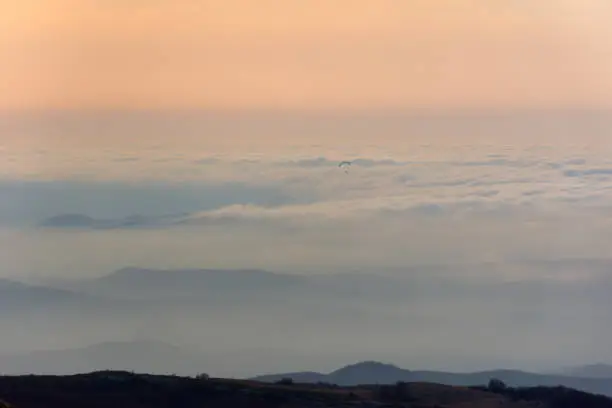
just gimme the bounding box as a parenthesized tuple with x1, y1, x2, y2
(278, 157, 408, 168)
(22, 148, 612, 233)
(193, 157, 221, 165)
(33, 190, 532, 233)
(523, 189, 546, 197)
(39, 213, 185, 230)
(564, 158, 587, 166)
(6, 140, 612, 289)
(0, 179, 300, 227)
(454, 158, 528, 167)
(39, 214, 98, 229)
(112, 157, 140, 163)
(563, 168, 612, 177)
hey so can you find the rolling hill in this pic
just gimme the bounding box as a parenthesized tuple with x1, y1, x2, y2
(252, 361, 612, 397)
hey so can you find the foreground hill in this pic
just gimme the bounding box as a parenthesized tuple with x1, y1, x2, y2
(252, 361, 612, 397)
(1, 370, 610, 408)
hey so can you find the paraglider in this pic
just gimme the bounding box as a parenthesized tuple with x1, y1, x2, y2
(338, 161, 352, 173)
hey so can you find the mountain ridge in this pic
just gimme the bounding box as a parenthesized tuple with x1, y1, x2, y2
(251, 360, 612, 397)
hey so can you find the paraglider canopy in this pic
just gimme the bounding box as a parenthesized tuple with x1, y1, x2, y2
(338, 161, 352, 173)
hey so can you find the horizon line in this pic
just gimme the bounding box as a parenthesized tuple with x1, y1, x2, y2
(2, 106, 612, 117)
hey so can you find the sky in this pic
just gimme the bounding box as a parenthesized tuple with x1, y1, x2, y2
(2, 2, 612, 376)
(2, 1, 612, 110)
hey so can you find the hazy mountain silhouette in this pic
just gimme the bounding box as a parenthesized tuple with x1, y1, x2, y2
(0, 267, 469, 310)
(0, 278, 98, 312)
(327, 361, 407, 384)
(252, 361, 612, 396)
(72, 267, 457, 304)
(1, 267, 406, 326)
(6, 266, 612, 387)
(0, 341, 209, 376)
(36, 265, 579, 305)
(559, 364, 612, 379)
(68, 267, 309, 300)
(253, 361, 412, 384)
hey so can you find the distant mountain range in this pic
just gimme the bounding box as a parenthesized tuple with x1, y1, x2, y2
(4, 265, 612, 396)
(0, 278, 108, 312)
(5, 267, 317, 306)
(12, 265, 612, 335)
(3, 341, 612, 398)
(556, 363, 612, 379)
(37, 266, 444, 309)
(252, 361, 612, 397)
(2, 266, 409, 321)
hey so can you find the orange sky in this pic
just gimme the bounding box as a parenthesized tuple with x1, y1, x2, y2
(2, 0, 612, 110)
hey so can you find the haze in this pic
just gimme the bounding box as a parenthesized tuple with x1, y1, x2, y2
(1, 1, 612, 379)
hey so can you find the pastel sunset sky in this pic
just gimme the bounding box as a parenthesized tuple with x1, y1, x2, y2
(2, 1, 612, 110)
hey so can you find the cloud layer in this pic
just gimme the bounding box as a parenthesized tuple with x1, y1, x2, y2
(5, 148, 612, 287)
(3, 112, 612, 375)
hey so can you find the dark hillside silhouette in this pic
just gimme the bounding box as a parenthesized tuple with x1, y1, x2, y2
(1, 371, 611, 407)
